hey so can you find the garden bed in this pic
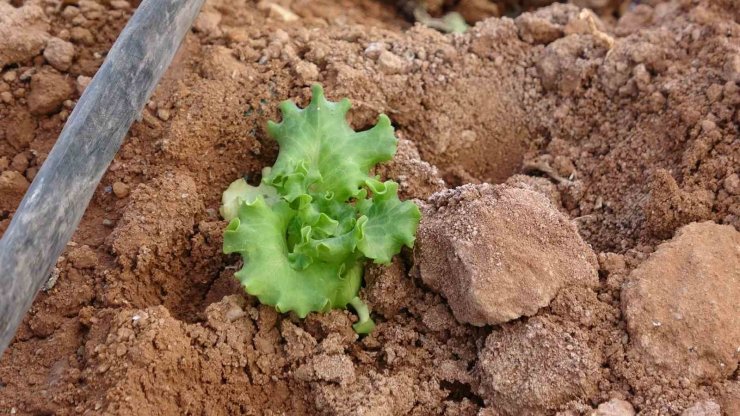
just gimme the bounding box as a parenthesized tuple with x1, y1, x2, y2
(0, 0, 738, 414)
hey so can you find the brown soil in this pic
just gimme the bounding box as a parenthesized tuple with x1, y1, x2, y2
(0, 0, 738, 415)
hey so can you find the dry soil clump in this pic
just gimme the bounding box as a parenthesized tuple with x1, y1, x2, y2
(477, 315, 605, 415)
(622, 221, 740, 384)
(416, 183, 598, 325)
(0, 2, 50, 69)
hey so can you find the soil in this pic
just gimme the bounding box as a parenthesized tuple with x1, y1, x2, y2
(0, 0, 738, 415)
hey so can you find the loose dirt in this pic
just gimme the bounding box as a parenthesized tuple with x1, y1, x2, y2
(0, 0, 737, 415)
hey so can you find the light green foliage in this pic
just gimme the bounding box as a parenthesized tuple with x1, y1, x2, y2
(221, 85, 421, 333)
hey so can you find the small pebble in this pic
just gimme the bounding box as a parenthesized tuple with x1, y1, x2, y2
(377, 50, 406, 75)
(43, 37, 76, 71)
(70, 27, 95, 46)
(10, 153, 29, 172)
(225, 305, 246, 322)
(112, 181, 130, 198)
(71, 15, 87, 27)
(19, 68, 35, 82)
(76, 75, 92, 95)
(57, 29, 71, 41)
(2, 71, 17, 82)
(293, 61, 319, 83)
(257, 1, 298, 22)
(25, 166, 38, 181)
(723, 173, 739, 195)
(364, 42, 387, 59)
(62, 6, 80, 19)
(115, 344, 128, 357)
(156, 108, 170, 121)
(110, 0, 131, 10)
(42, 267, 60, 291)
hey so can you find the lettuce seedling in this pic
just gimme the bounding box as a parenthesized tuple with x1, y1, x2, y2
(221, 85, 421, 333)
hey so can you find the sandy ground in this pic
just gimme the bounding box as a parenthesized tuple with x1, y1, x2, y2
(0, 0, 738, 414)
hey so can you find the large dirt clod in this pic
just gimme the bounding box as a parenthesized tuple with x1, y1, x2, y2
(477, 316, 604, 415)
(312, 371, 417, 416)
(415, 183, 598, 326)
(0, 3, 50, 69)
(3, 110, 36, 151)
(622, 221, 740, 383)
(26, 69, 74, 115)
(73, 296, 290, 414)
(106, 171, 204, 269)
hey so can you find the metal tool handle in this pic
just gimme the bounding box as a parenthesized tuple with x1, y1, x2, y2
(0, 0, 205, 355)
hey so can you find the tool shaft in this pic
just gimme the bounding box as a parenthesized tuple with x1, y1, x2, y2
(0, 0, 205, 356)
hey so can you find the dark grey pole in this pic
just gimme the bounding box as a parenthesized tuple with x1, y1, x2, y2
(0, 0, 205, 356)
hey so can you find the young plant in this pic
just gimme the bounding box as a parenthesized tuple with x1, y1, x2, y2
(221, 85, 421, 333)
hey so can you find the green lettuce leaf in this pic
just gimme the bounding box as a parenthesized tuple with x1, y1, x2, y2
(221, 84, 421, 334)
(356, 179, 421, 264)
(264, 84, 397, 202)
(223, 197, 363, 318)
(220, 167, 278, 222)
